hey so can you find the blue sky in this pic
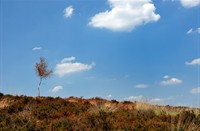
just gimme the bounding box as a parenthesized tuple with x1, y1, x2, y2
(1, 0, 200, 107)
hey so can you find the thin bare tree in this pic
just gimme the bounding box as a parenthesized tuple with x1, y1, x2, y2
(35, 57, 53, 97)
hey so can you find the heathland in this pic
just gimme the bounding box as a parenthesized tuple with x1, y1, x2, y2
(0, 93, 199, 130)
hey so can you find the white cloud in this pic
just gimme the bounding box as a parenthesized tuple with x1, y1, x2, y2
(106, 94, 112, 98)
(161, 78, 182, 86)
(186, 28, 200, 34)
(190, 87, 200, 94)
(180, 0, 200, 8)
(61, 56, 75, 63)
(186, 28, 193, 34)
(186, 58, 200, 65)
(163, 75, 170, 79)
(135, 84, 148, 88)
(32, 47, 42, 51)
(55, 57, 95, 77)
(197, 28, 200, 33)
(89, 0, 160, 32)
(51, 86, 63, 93)
(124, 95, 144, 101)
(64, 6, 74, 18)
(149, 98, 164, 104)
(125, 96, 172, 105)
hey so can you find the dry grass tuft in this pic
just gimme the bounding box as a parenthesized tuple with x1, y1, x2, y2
(0, 97, 14, 109)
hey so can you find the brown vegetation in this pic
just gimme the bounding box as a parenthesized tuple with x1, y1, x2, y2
(35, 57, 53, 97)
(0, 93, 199, 130)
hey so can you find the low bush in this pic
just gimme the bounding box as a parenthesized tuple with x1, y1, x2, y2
(0, 94, 199, 130)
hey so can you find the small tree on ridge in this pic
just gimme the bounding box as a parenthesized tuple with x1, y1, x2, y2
(35, 57, 53, 97)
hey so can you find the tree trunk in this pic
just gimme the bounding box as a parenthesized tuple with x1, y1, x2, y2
(38, 77, 42, 97)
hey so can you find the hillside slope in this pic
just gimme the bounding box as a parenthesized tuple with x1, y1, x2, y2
(0, 93, 200, 130)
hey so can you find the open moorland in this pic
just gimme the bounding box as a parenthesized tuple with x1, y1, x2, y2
(0, 93, 200, 130)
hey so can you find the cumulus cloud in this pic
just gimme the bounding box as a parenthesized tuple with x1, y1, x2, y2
(32, 47, 42, 51)
(190, 87, 200, 94)
(89, 0, 160, 32)
(186, 58, 200, 65)
(161, 78, 182, 86)
(55, 57, 95, 77)
(163, 75, 170, 79)
(51, 86, 63, 93)
(180, 0, 200, 8)
(186, 28, 200, 34)
(64, 6, 74, 18)
(135, 84, 148, 88)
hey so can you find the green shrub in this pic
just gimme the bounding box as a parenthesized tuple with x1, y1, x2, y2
(51, 118, 73, 131)
(87, 110, 113, 130)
